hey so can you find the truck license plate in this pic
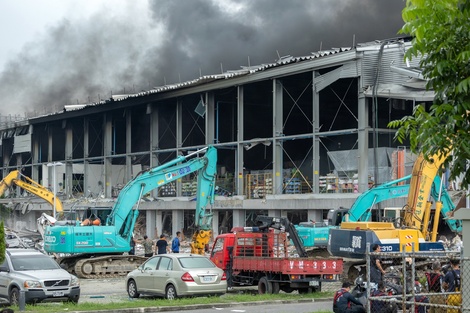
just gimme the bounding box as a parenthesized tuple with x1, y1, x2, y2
(52, 291, 64, 297)
(309, 281, 320, 287)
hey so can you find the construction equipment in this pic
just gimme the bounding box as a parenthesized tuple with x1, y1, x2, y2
(327, 152, 462, 277)
(296, 175, 412, 248)
(0, 170, 64, 240)
(0, 170, 63, 214)
(210, 216, 342, 294)
(43, 146, 217, 278)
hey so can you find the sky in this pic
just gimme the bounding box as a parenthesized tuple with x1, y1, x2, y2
(0, 0, 406, 117)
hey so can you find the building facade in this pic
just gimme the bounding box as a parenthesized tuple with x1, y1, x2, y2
(0, 37, 432, 239)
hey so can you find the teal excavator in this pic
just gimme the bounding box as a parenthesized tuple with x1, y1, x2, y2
(44, 146, 217, 278)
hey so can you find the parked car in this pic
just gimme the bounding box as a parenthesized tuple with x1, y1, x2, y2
(126, 253, 227, 299)
(0, 249, 80, 305)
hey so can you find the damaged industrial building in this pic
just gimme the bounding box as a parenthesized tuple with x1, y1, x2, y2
(0, 37, 440, 241)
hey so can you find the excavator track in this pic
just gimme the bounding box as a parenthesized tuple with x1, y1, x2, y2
(61, 255, 148, 279)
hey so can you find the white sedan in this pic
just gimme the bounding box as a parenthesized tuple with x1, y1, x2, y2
(126, 253, 227, 300)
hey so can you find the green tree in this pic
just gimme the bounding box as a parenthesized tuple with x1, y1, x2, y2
(0, 221, 6, 264)
(388, 0, 470, 188)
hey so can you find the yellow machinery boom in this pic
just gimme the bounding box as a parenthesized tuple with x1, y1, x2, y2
(0, 170, 63, 214)
(402, 151, 448, 242)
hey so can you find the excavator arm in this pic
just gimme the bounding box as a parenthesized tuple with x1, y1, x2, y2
(0, 171, 19, 196)
(105, 146, 217, 247)
(402, 152, 448, 232)
(346, 174, 411, 222)
(190, 146, 217, 254)
(44, 146, 217, 277)
(0, 170, 63, 213)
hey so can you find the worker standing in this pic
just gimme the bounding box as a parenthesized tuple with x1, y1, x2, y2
(370, 244, 385, 285)
(142, 235, 154, 257)
(156, 234, 170, 254)
(172, 231, 181, 253)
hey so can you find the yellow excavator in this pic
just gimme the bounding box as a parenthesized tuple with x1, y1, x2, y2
(0, 170, 63, 215)
(0, 170, 65, 242)
(328, 151, 462, 277)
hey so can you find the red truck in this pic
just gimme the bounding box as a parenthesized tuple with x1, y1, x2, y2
(209, 216, 343, 294)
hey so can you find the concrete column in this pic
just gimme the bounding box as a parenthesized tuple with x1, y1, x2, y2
(65, 124, 73, 197)
(32, 132, 40, 182)
(149, 106, 159, 198)
(205, 92, 215, 145)
(48, 126, 53, 163)
(312, 71, 320, 194)
(357, 93, 369, 192)
(232, 209, 245, 227)
(125, 110, 132, 182)
(212, 211, 219, 239)
(268, 209, 281, 218)
(146, 210, 157, 239)
(273, 79, 283, 195)
(172, 210, 184, 238)
(237, 86, 245, 196)
(47, 127, 53, 190)
(307, 210, 323, 224)
(83, 118, 90, 197)
(149, 106, 159, 167)
(156, 210, 163, 237)
(176, 99, 183, 196)
(103, 114, 113, 198)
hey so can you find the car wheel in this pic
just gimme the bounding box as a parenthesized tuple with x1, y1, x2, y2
(258, 277, 272, 294)
(127, 279, 140, 298)
(9, 287, 20, 306)
(165, 284, 177, 300)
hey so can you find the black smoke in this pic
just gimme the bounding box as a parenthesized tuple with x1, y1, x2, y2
(0, 0, 405, 116)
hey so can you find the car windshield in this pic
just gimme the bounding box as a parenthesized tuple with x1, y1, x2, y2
(178, 256, 215, 269)
(11, 255, 61, 271)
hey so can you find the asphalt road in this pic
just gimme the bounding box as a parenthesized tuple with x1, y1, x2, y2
(79, 277, 334, 313)
(80, 278, 127, 303)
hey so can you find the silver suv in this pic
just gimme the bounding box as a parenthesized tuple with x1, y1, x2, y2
(0, 249, 80, 305)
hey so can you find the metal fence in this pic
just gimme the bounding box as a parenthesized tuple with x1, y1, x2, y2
(364, 246, 465, 313)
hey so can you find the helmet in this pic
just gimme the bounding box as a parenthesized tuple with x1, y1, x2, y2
(414, 281, 422, 293)
(354, 276, 364, 286)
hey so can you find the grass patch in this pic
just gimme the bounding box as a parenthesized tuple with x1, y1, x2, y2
(9, 291, 334, 312)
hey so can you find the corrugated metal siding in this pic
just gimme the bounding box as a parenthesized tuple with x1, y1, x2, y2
(361, 48, 421, 86)
(64, 48, 353, 113)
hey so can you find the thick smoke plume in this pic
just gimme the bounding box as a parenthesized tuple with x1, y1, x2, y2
(0, 0, 405, 117)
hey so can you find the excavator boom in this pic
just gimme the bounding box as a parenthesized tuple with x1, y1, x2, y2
(402, 152, 448, 231)
(0, 170, 63, 213)
(44, 146, 217, 278)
